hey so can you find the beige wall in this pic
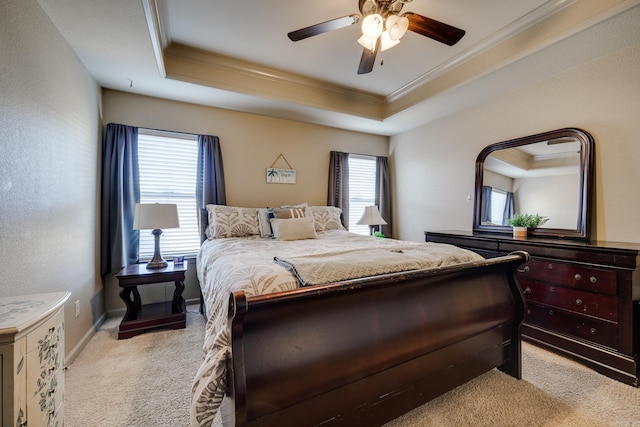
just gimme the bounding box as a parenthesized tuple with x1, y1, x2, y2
(101, 90, 388, 312)
(0, 0, 103, 362)
(392, 35, 640, 243)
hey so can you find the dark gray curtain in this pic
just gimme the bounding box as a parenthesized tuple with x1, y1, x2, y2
(502, 191, 515, 225)
(100, 124, 139, 275)
(196, 135, 226, 240)
(375, 156, 392, 237)
(327, 151, 349, 225)
(481, 185, 493, 224)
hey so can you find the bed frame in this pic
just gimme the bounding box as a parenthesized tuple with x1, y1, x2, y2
(218, 251, 529, 426)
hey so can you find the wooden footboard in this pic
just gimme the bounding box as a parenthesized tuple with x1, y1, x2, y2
(222, 251, 529, 426)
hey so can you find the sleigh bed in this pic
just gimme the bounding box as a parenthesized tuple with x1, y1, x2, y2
(192, 205, 528, 426)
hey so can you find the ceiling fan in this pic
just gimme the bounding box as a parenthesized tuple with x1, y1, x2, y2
(287, 0, 466, 75)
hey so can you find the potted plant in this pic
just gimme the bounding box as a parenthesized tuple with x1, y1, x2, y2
(508, 213, 549, 237)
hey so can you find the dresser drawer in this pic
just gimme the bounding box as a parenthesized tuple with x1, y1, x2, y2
(26, 310, 63, 353)
(517, 259, 617, 295)
(525, 302, 618, 348)
(521, 281, 618, 321)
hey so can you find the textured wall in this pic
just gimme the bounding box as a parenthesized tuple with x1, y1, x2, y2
(0, 0, 103, 361)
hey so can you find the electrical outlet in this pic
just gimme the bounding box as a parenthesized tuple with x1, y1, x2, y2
(75, 300, 80, 318)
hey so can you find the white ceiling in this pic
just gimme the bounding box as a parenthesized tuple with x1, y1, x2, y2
(36, 0, 640, 135)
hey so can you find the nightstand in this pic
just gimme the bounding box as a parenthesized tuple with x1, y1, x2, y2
(115, 260, 187, 339)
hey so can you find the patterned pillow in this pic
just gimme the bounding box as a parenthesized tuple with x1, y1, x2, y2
(205, 205, 260, 239)
(310, 206, 345, 232)
(269, 206, 306, 220)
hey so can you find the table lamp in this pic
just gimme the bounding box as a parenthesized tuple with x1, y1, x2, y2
(357, 205, 387, 235)
(133, 203, 180, 269)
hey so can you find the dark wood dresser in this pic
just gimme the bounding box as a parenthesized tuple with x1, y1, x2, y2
(425, 230, 640, 386)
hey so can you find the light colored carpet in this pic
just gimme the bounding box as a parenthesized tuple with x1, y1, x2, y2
(65, 308, 640, 426)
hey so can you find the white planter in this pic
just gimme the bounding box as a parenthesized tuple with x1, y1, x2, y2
(512, 226, 528, 238)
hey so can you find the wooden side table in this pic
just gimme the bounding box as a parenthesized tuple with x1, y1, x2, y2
(115, 260, 187, 339)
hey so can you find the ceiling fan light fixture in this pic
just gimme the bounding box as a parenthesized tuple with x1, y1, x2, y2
(380, 31, 400, 51)
(357, 34, 377, 51)
(386, 15, 409, 41)
(361, 14, 384, 39)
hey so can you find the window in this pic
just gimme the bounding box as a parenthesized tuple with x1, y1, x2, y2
(348, 154, 376, 235)
(490, 188, 507, 225)
(137, 130, 200, 259)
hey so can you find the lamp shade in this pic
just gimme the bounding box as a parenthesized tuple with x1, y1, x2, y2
(361, 14, 384, 39)
(357, 34, 377, 51)
(380, 30, 400, 51)
(357, 205, 387, 226)
(133, 203, 180, 230)
(386, 15, 409, 41)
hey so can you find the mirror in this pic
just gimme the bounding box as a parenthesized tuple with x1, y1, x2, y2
(473, 128, 594, 240)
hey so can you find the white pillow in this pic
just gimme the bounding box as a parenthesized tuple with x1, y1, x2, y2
(270, 217, 317, 241)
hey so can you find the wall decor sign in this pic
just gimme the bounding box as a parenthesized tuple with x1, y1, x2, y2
(267, 153, 296, 184)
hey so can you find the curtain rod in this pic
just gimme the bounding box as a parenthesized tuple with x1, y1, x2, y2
(138, 126, 203, 138)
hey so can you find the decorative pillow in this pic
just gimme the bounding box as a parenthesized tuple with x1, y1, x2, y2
(257, 208, 272, 238)
(269, 206, 306, 220)
(205, 205, 260, 239)
(258, 203, 310, 238)
(270, 216, 317, 241)
(310, 206, 345, 232)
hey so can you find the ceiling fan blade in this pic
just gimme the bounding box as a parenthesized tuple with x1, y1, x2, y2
(288, 15, 360, 41)
(357, 38, 380, 75)
(405, 13, 465, 46)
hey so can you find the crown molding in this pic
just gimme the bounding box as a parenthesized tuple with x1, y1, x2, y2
(163, 43, 386, 120)
(142, 0, 639, 122)
(385, 0, 576, 104)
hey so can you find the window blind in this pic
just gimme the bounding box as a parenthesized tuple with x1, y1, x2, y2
(348, 155, 376, 235)
(490, 189, 508, 226)
(138, 130, 200, 259)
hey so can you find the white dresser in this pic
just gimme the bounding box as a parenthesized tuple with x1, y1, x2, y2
(0, 292, 70, 427)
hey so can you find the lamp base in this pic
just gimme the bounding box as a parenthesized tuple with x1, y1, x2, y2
(146, 259, 168, 269)
(146, 228, 168, 269)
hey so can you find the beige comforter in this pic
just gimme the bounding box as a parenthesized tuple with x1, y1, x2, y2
(191, 230, 483, 426)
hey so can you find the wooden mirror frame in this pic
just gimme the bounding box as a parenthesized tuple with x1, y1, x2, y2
(473, 128, 594, 240)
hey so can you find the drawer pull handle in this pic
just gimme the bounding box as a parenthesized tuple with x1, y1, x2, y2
(523, 287, 531, 294)
(590, 328, 597, 335)
(590, 276, 597, 283)
(575, 299, 583, 305)
(574, 274, 581, 281)
(548, 264, 553, 269)
(517, 265, 530, 273)
(548, 309, 554, 315)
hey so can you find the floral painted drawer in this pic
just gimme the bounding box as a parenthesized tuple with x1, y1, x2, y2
(0, 292, 70, 427)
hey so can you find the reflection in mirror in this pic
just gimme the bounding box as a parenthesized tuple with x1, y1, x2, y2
(473, 128, 594, 240)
